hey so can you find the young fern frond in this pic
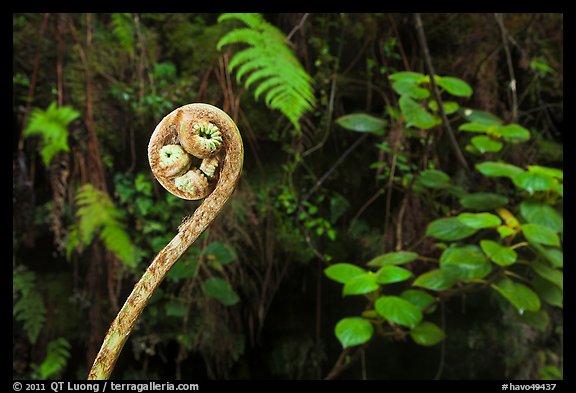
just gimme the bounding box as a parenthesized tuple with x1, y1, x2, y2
(217, 13, 315, 132)
(24, 102, 80, 166)
(68, 184, 136, 267)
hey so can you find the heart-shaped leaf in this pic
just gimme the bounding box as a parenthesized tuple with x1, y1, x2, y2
(325, 263, 367, 284)
(375, 296, 423, 328)
(367, 251, 419, 267)
(410, 321, 445, 346)
(335, 317, 374, 348)
(426, 217, 478, 241)
(480, 240, 517, 266)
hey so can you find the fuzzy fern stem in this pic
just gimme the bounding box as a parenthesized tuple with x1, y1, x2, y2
(87, 103, 243, 380)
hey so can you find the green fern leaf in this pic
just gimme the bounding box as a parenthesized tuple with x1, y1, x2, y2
(24, 102, 80, 166)
(13, 270, 46, 344)
(33, 338, 71, 379)
(217, 13, 315, 131)
(111, 13, 135, 54)
(71, 184, 136, 268)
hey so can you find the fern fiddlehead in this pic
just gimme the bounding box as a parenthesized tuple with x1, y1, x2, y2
(87, 103, 243, 380)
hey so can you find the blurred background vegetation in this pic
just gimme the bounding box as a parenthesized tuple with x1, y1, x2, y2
(13, 13, 563, 380)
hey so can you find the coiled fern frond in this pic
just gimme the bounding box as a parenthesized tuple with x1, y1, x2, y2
(217, 13, 315, 132)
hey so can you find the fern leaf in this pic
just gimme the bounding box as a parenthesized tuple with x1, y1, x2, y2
(218, 13, 315, 131)
(218, 13, 265, 28)
(24, 102, 80, 166)
(34, 338, 71, 379)
(13, 269, 46, 344)
(111, 13, 135, 54)
(72, 184, 136, 268)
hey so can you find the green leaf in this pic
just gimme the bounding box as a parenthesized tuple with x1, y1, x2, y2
(519, 309, 549, 332)
(399, 95, 438, 129)
(391, 80, 430, 99)
(457, 212, 502, 229)
(435, 75, 473, 97)
(520, 201, 563, 233)
(389, 71, 427, 83)
(459, 193, 509, 211)
(367, 251, 419, 267)
(375, 296, 423, 328)
(334, 317, 374, 348)
(413, 269, 458, 290)
(203, 242, 238, 265)
(533, 245, 563, 268)
(428, 100, 459, 115)
(167, 257, 199, 282)
(460, 109, 503, 126)
(73, 184, 136, 268)
(324, 263, 367, 284)
(426, 217, 479, 241)
(512, 172, 555, 194)
(343, 273, 379, 296)
(530, 260, 563, 290)
(497, 225, 516, 239)
(522, 224, 560, 247)
(335, 113, 387, 136)
(201, 277, 240, 306)
(217, 13, 315, 130)
(401, 290, 435, 311)
(416, 169, 450, 189)
(24, 102, 80, 167)
(165, 301, 188, 317)
(492, 279, 541, 313)
(459, 122, 492, 132)
(532, 276, 562, 308)
(494, 124, 531, 143)
(376, 266, 413, 284)
(527, 165, 563, 180)
(410, 322, 445, 346)
(471, 136, 503, 153)
(35, 338, 71, 379)
(440, 244, 492, 280)
(480, 240, 517, 266)
(476, 161, 525, 178)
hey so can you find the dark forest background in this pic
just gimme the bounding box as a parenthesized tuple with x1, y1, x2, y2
(13, 13, 563, 380)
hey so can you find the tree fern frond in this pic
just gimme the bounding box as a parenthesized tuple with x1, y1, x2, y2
(24, 102, 80, 166)
(72, 184, 136, 268)
(218, 13, 315, 131)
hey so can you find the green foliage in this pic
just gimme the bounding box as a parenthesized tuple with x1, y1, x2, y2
(425, 217, 479, 241)
(201, 277, 240, 306)
(367, 251, 418, 267)
(32, 338, 71, 380)
(13, 269, 46, 344)
(335, 317, 373, 348)
(24, 102, 80, 166)
(217, 13, 315, 131)
(111, 13, 135, 54)
(335, 113, 387, 136)
(409, 322, 445, 346)
(67, 184, 136, 267)
(325, 70, 562, 359)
